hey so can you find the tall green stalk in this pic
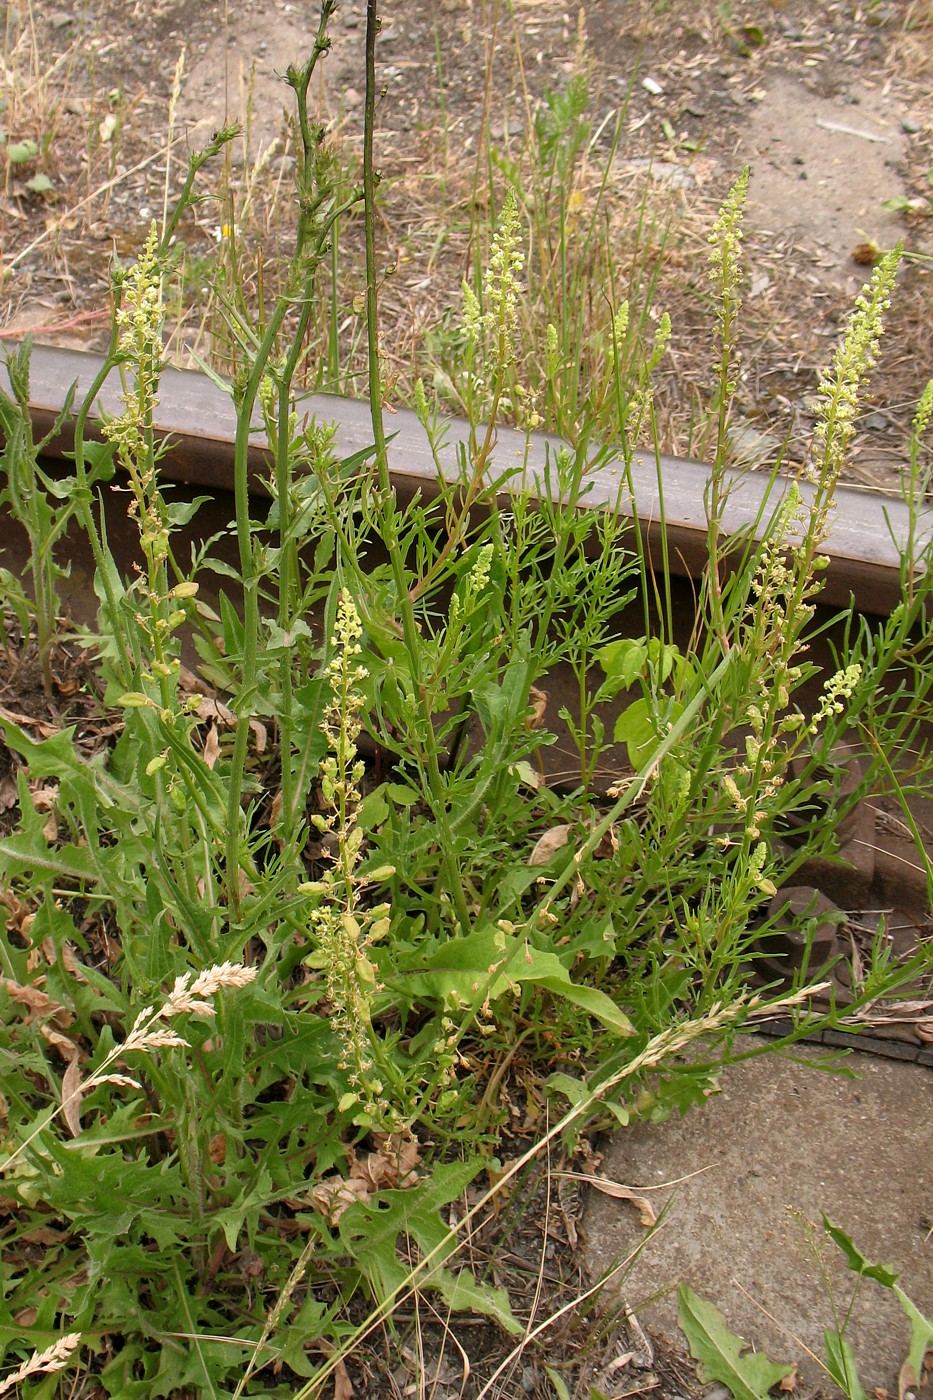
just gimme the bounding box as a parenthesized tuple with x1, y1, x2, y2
(362, 0, 472, 935)
(223, 3, 362, 916)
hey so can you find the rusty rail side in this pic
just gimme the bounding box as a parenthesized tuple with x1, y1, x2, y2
(3, 342, 929, 614)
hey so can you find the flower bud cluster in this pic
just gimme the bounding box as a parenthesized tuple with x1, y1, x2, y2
(306, 594, 395, 1123)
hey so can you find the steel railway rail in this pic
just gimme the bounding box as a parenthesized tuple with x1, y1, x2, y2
(2, 343, 932, 1062)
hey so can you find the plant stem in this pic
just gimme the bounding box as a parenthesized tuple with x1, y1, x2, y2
(224, 3, 352, 916)
(363, 0, 472, 935)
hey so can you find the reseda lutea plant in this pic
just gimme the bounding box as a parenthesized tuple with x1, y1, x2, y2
(2, 5, 933, 1395)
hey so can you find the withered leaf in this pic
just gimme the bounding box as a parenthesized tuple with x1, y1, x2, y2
(203, 724, 221, 770)
(564, 1171, 657, 1227)
(311, 1175, 371, 1225)
(2, 977, 73, 1027)
(30, 785, 59, 812)
(528, 825, 572, 867)
(311, 1135, 421, 1225)
(196, 697, 237, 726)
(333, 1357, 354, 1400)
(61, 1058, 85, 1138)
(41, 1025, 80, 1057)
(527, 686, 548, 729)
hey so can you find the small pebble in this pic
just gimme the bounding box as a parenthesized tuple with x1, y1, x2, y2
(641, 76, 664, 96)
(49, 10, 75, 27)
(864, 412, 888, 431)
(901, 117, 921, 134)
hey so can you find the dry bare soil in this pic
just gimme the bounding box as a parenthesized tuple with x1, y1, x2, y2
(2, 0, 932, 489)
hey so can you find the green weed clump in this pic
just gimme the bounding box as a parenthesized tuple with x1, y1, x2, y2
(0, 3, 932, 1395)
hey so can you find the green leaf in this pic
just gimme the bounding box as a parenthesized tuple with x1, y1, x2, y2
(546, 1072, 588, 1108)
(339, 1159, 522, 1335)
(822, 1217, 899, 1287)
(389, 927, 634, 1036)
(597, 638, 647, 690)
(893, 1286, 933, 1386)
(614, 695, 685, 768)
(212, 1169, 273, 1253)
(543, 1365, 572, 1400)
(678, 1285, 794, 1400)
(824, 1329, 867, 1400)
(6, 139, 38, 164)
(25, 172, 52, 193)
(530, 975, 634, 1037)
(164, 494, 210, 528)
(0, 831, 101, 885)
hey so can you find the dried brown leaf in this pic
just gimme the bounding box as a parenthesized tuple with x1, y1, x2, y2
(1, 889, 31, 935)
(203, 724, 221, 770)
(179, 665, 202, 694)
(527, 686, 548, 729)
(916, 1019, 933, 1043)
(19, 1226, 70, 1246)
(333, 1357, 354, 1400)
(2, 977, 72, 1026)
(365, 1132, 421, 1188)
(311, 1135, 421, 1225)
(61, 1058, 84, 1138)
(578, 1174, 657, 1227)
(528, 824, 572, 867)
(0, 703, 58, 738)
(33, 938, 88, 982)
(30, 785, 58, 812)
(40, 1025, 79, 1057)
(196, 696, 237, 726)
(60, 943, 88, 983)
(311, 1175, 371, 1225)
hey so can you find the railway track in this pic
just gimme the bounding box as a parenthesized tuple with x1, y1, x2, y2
(2, 343, 931, 1062)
